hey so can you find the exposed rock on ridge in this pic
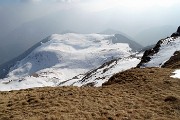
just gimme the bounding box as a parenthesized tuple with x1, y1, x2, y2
(137, 26, 180, 68)
(171, 26, 180, 37)
(137, 38, 166, 67)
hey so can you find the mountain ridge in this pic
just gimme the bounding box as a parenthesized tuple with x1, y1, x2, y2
(137, 34, 180, 68)
(0, 33, 139, 91)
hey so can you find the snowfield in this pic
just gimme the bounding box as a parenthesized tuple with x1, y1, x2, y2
(59, 57, 140, 87)
(171, 69, 180, 79)
(143, 37, 180, 67)
(0, 33, 140, 91)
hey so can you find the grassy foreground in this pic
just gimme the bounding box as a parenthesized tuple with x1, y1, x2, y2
(0, 68, 179, 120)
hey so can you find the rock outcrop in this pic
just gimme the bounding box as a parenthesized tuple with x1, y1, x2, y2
(171, 26, 180, 37)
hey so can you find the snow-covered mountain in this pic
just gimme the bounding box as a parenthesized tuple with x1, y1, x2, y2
(137, 31, 180, 68)
(0, 33, 140, 91)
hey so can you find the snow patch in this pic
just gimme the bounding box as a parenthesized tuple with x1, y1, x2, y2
(171, 69, 180, 79)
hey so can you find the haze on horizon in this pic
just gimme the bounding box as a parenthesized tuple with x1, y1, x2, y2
(0, 0, 180, 64)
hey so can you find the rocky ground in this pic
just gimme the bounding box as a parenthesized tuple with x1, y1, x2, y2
(0, 67, 179, 120)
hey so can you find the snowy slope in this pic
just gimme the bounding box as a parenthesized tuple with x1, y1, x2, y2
(138, 37, 180, 67)
(0, 33, 138, 91)
(59, 56, 140, 87)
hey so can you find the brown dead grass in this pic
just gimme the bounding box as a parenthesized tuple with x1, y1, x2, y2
(162, 51, 180, 69)
(0, 68, 180, 120)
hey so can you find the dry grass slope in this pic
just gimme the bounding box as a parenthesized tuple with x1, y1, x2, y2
(162, 51, 180, 69)
(0, 68, 179, 120)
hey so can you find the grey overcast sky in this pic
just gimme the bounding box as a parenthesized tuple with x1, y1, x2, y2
(0, 0, 180, 36)
(0, 0, 180, 64)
